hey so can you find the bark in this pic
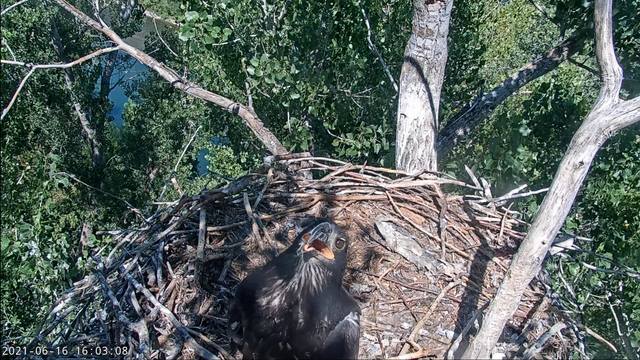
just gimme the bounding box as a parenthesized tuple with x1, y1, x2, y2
(54, 0, 288, 156)
(437, 31, 587, 158)
(395, 0, 453, 173)
(51, 24, 105, 172)
(461, 1, 640, 358)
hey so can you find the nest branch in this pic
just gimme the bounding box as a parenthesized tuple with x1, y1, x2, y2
(24, 156, 578, 359)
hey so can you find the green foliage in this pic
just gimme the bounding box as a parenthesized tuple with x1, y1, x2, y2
(168, 0, 408, 164)
(1, 0, 638, 356)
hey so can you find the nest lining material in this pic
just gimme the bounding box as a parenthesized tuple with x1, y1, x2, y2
(27, 156, 576, 359)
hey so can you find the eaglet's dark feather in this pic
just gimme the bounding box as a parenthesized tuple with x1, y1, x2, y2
(229, 219, 360, 360)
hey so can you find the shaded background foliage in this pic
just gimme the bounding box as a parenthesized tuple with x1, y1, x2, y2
(1, 0, 638, 356)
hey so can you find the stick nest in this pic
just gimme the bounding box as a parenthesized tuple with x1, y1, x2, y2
(27, 156, 578, 359)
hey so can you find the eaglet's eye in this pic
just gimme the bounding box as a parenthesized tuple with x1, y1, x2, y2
(335, 238, 346, 250)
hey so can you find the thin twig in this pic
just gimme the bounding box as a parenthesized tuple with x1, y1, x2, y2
(152, 17, 179, 58)
(447, 303, 487, 359)
(1, 38, 17, 61)
(360, 7, 398, 92)
(400, 280, 461, 355)
(195, 208, 207, 285)
(53, 171, 145, 219)
(585, 326, 617, 353)
(2, 46, 120, 120)
(158, 125, 201, 202)
(1, 0, 29, 16)
(522, 322, 567, 359)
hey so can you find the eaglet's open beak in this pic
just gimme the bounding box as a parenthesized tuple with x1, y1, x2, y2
(301, 225, 335, 260)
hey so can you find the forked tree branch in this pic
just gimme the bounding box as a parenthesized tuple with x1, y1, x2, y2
(53, 0, 288, 156)
(461, 0, 640, 358)
(1, 46, 121, 120)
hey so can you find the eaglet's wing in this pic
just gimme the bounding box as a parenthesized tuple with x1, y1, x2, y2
(319, 311, 360, 359)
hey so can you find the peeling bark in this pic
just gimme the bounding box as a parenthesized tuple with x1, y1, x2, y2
(461, 1, 640, 357)
(395, 0, 453, 173)
(437, 31, 587, 158)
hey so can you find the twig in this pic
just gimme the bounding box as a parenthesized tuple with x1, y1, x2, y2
(496, 203, 514, 246)
(480, 187, 549, 204)
(522, 322, 567, 359)
(244, 192, 264, 250)
(399, 280, 461, 355)
(373, 296, 386, 358)
(195, 208, 207, 285)
(581, 261, 640, 279)
(434, 185, 449, 261)
(158, 125, 201, 202)
(447, 303, 487, 359)
(360, 7, 398, 92)
(527, 0, 555, 25)
(1, 38, 17, 61)
(186, 328, 233, 359)
(52, 171, 145, 219)
(390, 349, 432, 360)
(152, 17, 179, 58)
(585, 326, 617, 353)
(1, 0, 29, 16)
(143, 10, 179, 27)
(607, 295, 637, 359)
(2, 46, 120, 120)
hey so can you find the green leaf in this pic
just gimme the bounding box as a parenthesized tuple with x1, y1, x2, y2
(185, 11, 199, 21)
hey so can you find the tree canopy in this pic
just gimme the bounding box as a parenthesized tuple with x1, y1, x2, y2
(1, 0, 638, 356)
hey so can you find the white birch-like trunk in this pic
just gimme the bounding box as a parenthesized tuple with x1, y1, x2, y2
(461, 0, 640, 357)
(395, 0, 453, 173)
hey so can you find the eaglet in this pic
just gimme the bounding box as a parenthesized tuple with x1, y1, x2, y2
(229, 219, 361, 359)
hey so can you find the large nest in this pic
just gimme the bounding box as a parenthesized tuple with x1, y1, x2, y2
(27, 155, 577, 359)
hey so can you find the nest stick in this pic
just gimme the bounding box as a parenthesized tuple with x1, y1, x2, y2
(390, 348, 432, 360)
(119, 265, 220, 359)
(243, 192, 264, 250)
(522, 322, 567, 359)
(195, 208, 207, 285)
(400, 280, 462, 355)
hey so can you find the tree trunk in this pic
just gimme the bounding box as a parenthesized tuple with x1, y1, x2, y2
(461, 0, 640, 357)
(395, 0, 453, 173)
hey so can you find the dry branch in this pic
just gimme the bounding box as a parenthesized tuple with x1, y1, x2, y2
(52, 0, 287, 156)
(437, 30, 587, 157)
(461, 0, 640, 358)
(1, 46, 120, 120)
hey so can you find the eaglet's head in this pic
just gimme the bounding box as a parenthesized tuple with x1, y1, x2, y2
(286, 219, 349, 277)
